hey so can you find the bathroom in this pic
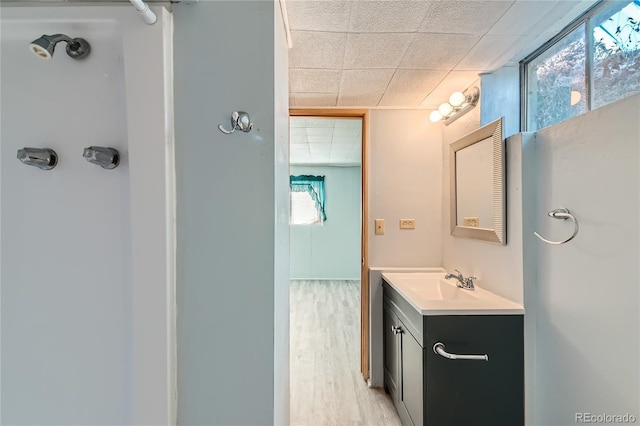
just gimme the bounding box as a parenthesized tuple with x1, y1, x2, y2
(1, 0, 638, 425)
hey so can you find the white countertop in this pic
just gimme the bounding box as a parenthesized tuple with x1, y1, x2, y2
(382, 272, 524, 316)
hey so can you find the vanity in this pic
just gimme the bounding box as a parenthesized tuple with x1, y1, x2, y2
(382, 272, 524, 426)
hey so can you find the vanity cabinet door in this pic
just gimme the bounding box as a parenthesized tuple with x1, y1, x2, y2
(425, 315, 524, 426)
(401, 329, 423, 426)
(383, 305, 401, 403)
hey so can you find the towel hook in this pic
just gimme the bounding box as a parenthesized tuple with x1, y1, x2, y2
(218, 111, 253, 134)
(534, 207, 579, 245)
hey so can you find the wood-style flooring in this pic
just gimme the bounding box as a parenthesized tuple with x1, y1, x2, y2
(290, 280, 401, 426)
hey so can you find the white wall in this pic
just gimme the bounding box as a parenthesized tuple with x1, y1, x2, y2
(290, 165, 361, 280)
(368, 109, 443, 268)
(526, 94, 640, 425)
(174, 1, 289, 424)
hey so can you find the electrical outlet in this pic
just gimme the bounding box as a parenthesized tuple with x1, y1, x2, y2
(463, 217, 479, 227)
(374, 219, 385, 235)
(400, 219, 416, 229)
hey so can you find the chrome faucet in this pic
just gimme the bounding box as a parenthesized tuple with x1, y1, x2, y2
(445, 269, 476, 290)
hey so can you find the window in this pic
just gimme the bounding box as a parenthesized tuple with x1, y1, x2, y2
(290, 175, 326, 225)
(523, 0, 640, 131)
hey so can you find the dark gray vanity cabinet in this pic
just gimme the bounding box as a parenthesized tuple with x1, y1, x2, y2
(383, 282, 524, 426)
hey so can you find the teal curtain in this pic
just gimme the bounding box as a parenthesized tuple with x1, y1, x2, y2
(290, 175, 327, 221)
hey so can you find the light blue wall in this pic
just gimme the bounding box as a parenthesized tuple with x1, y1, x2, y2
(480, 66, 520, 137)
(174, 2, 289, 424)
(290, 166, 361, 280)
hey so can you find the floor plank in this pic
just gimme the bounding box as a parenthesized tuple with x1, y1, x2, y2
(290, 280, 401, 426)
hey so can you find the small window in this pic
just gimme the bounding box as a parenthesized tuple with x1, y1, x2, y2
(523, 0, 640, 131)
(290, 175, 326, 225)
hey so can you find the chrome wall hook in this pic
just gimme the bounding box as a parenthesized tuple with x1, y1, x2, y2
(218, 111, 253, 134)
(534, 207, 579, 245)
(17, 147, 58, 170)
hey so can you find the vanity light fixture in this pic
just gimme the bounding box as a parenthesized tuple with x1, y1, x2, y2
(429, 86, 480, 126)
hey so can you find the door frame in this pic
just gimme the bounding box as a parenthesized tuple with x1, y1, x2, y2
(289, 108, 371, 381)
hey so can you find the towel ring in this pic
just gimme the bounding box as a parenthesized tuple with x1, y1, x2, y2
(534, 208, 579, 245)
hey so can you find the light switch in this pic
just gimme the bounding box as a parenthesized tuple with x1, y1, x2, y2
(375, 219, 385, 235)
(400, 219, 416, 229)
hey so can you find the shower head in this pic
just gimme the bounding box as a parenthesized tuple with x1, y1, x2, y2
(29, 34, 90, 60)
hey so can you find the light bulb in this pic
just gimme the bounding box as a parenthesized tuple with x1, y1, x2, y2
(570, 90, 582, 106)
(429, 110, 442, 123)
(438, 102, 453, 116)
(449, 91, 466, 107)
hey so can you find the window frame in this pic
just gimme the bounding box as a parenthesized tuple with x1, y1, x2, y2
(520, 0, 639, 131)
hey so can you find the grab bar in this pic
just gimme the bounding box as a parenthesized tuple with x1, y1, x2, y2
(433, 342, 488, 361)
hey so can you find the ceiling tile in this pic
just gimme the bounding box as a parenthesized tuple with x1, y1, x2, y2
(420, 71, 481, 109)
(386, 69, 448, 94)
(378, 91, 427, 107)
(337, 92, 383, 107)
(332, 135, 360, 145)
(306, 127, 334, 137)
(291, 93, 338, 107)
(333, 127, 362, 137)
(334, 118, 362, 128)
(340, 69, 395, 93)
(305, 118, 336, 127)
(400, 33, 480, 70)
(348, 1, 431, 33)
(455, 35, 522, 71)
(343, 33, 414, 69)
(488, 0, 583, 36)
(289, 31, 347, 69)
(419, 1, 514, 35)
(289, 69, 341, 93)
(286, 0, 352, 32)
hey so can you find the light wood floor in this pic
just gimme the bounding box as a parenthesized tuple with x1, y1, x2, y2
(290, 280, 401, 426)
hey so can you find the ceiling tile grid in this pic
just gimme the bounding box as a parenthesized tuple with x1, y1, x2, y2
(286, 0, 597, 108)
(289, 117, 362, 165)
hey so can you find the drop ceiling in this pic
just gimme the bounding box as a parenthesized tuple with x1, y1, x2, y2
(290, 116, 362, 165)
(286, 0, 597, 109)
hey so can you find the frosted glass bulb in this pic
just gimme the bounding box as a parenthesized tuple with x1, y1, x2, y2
(570, 90, 582, 106)
(438, 102, 453, 116)
(429, 110, 442, 123)
(449, 91, 466, 107)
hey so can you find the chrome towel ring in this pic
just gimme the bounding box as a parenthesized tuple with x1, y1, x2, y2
(534, 208, 579, 245)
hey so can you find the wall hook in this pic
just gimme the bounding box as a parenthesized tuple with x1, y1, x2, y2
(218, 111, 253, 134)
(534, 207, 579, 245)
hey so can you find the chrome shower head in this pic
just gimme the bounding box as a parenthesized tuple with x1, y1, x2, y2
(29, 34, 90, 60)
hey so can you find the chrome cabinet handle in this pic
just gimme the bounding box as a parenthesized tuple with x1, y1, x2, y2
(391, 325, 403, 335)
(433, 342, 488, 361)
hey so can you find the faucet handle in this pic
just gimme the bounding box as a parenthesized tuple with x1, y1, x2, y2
(465, 276, 477, 288)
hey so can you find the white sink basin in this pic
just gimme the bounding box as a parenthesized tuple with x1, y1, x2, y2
(382, 272, 524, 315)
(401, 277, 478, 301)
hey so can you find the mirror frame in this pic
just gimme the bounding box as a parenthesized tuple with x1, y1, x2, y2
(449, 117, 505, 244)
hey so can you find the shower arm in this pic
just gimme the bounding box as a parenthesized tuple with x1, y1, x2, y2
(43, 34, 73, 45)
(129, 0, 157, 25)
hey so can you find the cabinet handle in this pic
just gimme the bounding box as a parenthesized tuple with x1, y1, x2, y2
(433, 342, 488, 361)
(391, 325, 403, 335)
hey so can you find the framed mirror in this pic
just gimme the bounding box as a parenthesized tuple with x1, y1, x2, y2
(449, 117, 505, 244)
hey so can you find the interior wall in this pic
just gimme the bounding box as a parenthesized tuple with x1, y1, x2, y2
(174, 1, 288, 424)
(368, 109, 443, 269)
(526, 94, 640, 425)
(290, 165, 361, 280)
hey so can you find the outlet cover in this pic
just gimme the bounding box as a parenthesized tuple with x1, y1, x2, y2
(400, 219, 416, 229)
(375, 219, 385, 235)
(463, 217, 479, 227)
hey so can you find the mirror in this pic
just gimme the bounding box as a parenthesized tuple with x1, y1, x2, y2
(449, 117, 505, 244)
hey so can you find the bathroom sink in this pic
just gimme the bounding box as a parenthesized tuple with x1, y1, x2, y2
(401, 278, 478, 301)
(381, 272, 524, 315)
